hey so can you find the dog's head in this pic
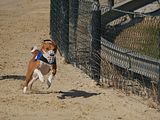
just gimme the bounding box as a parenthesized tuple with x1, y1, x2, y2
(41, 39, 57, 63)
(42, 39, 57, 54)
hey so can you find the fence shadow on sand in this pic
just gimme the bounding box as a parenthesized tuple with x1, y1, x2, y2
(0, 75, 25, 80)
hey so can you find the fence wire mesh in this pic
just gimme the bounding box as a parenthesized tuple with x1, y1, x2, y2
(50, 0, 160, 102)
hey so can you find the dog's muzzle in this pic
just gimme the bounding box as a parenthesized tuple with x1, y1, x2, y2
(43, 50, 56, 64)
(50, 53, 55, 56)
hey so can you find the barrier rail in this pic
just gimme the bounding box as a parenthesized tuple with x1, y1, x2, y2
(102, 38, 160, 80)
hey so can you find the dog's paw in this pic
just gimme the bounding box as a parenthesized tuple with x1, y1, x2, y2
(23, 87, 27, 94)
(47, 79, 51, 88)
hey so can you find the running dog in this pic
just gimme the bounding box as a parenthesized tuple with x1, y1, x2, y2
(22, 39, 57, 93)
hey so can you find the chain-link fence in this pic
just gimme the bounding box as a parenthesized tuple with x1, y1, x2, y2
(50, 0, 160, 102)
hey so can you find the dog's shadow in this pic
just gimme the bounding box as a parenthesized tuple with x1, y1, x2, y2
(55, 89, 101, 99)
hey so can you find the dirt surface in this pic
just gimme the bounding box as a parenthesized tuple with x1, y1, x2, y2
(0, 0, 160, 120)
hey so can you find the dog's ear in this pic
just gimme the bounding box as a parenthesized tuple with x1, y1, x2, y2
(54, 43, 58, 53)
(51, 40, 57, 53)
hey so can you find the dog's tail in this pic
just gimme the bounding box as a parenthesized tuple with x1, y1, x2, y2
(30, 46, 39, 60)
(31, 46, 38, 53)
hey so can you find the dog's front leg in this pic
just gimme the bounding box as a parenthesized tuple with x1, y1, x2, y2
(47, 68, 56, 88)
(47, 74, 53, 88)
(28, 76, 38, 90)
(34, 69, 44, 83)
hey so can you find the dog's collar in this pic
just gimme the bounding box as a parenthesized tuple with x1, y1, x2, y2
(35, 51, 56, 65)
(35, 51, 43, 61)
(40, 55, 56, 65)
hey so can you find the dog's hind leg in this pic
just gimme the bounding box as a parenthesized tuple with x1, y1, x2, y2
(23, 86, 27, 94)
(23, 71, 32, 94)
(23, 58, 38, 93)
(28, 76, 38, 90)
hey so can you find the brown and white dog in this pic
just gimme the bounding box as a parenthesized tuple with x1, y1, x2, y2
(22, 39, 57, 93)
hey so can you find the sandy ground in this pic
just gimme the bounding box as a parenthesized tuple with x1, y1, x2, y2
(0, 0, 160, 120)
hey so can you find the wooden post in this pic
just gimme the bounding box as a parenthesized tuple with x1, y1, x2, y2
(91, 0, 101, 84)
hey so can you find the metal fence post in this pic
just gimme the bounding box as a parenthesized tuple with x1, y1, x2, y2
(70, 0, 79, 32)
(50, 0, 59, 41)
(69, 0, 79, 65)
(158, 74, 160, 103)
(61, 0, 69, 62)
(90, 0, 101, 84)
(108, 0, 114, 10)
(158, 31, 160, 103)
